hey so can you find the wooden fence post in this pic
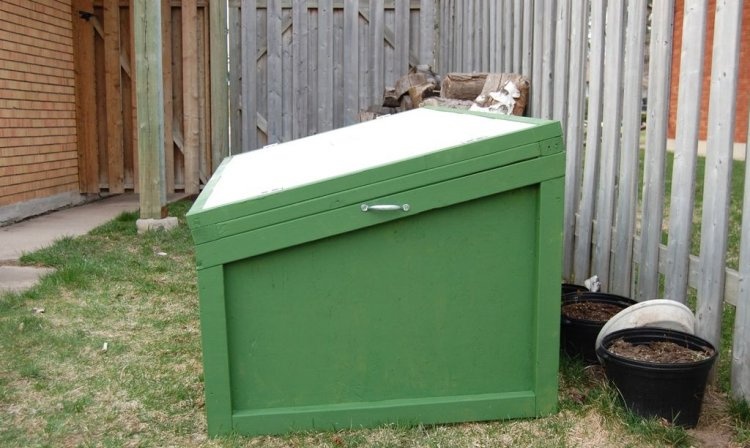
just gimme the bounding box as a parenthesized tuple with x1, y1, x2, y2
(733, 106, 750, 401)
(133, 0, 166, 219)
(696, 0, 744, 376)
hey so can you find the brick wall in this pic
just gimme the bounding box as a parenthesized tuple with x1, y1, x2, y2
(669, 0, 750, 143)
(0, 0, 79, 207)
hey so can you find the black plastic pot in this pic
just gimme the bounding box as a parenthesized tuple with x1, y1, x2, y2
(560, 292, 636, 363)
(596, 328, 716, 428)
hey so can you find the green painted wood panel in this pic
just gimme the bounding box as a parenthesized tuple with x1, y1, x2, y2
(189, 110, 565, 436)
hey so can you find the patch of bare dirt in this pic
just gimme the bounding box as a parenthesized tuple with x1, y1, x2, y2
(562, 302, 624, 322)
(607, 338, 713, 363)
(688, 387, 743, 448)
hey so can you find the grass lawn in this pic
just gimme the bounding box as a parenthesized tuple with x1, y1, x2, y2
(1, 199, 749, 447)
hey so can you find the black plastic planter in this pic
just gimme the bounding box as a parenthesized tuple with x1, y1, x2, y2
(596, 328, 716, 428)
(560, 292, 636, 363)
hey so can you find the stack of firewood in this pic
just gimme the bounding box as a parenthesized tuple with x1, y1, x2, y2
(360, 68, 530, 122)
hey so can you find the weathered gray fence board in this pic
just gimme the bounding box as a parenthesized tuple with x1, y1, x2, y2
(573, 0, 605, 283)
(530, 1, 543, 116)
(562, 0, 587, 280)
(240, 0, 257, 151)
(512, 0, 522, 72)
(733, 110, 750, 400)
(292, 2, 308, 139)
(637, 0, 674, 300)
(665, 0, 708, 303)
(395, 1, 409, 77)
(696, 0, 744, 360)
(420, 0, 435, 67)
(267, 0, 282, 143)
(369, 0, 385, 104)
(228, 5, 242, 154)
(611, 0, 648, 296)
(318, 0, 334, 132)
(593, 0, 625, 291)
(521, 0, 532, 75)
(209, 0, 229, 169)
(539, 0, 555, 119)
(343, 0, 359, 126)
(552, 0, 570, 126)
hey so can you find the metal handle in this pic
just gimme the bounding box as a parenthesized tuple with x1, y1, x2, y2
(360, 203, 410, 212)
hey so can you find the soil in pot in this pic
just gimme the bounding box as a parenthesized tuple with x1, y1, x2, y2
(560, 292, 636, 364)
(597, 328, 717, 428)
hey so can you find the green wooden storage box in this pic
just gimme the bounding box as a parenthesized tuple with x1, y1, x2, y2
(187, 108, 565, 437)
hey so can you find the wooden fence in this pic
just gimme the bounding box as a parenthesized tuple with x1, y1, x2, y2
(227, 0, 748, 399)
(72, 0, 212, 196)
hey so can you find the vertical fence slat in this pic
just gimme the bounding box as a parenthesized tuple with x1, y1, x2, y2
(503, 0, 513, 72)
(420, 0, 435, 66)
(369, 0, 384, 103)
(539, 0, 556, 119)
(521, 0, 533, 77)
(611, 0, 648, 296)
(292, 1, 308, 139)
(665, 0, 708, 303)
(573, 0, 606, 282)
(162, 0, 174, 191)
(209, 0, 229, 170)
(696, 0, 744, 360)
(562, 0, 587, 280)
(228, 3, 241, 154)
(530, 1, 543, 115)
(733, 108, 750, 401)
(182, 0, 200, 192)
(267, 0, 282, 143)
(551, 0, 569, 125)
(593, 0, 625, 291)
(395, 1, 409, 74)
(318, 0, 333, 132)
(637, 0, 675, 300)
(241, 0, 257, 151)
(512, 0, 522, 72)
(104, 0, 125, 193)
(343, 0, 359, 125)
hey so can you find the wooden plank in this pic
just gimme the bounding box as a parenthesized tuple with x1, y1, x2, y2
(332, 10, 343, 128)
(610, 0, 648, 295)
(317, 0, 333, 132)
(103, 0, 124, 193)
(292, 0, 308, 139)
(733, 109, 750, 401)
(573, 0, 605, 282)
(133, 0, 166, 218)
(593, 0, 625, 291)
(512, 0, 522, 72)
(199, 6, 211, 183)
(419, 0, 434, 66)
(530, 1, 543, 116)
(696, 0, 743, 364)
(162, 0, 174, 193)
(539, 0, 555, 119)
(242, 0, 258, 151)
(182, 0, 200, 193)
(637, 0, 675, 300)
(228, 3, 242, 153)
(210, 0, 229, 171)
(128, 0, 139, 193)
(394, 0, 409, 75)
(552, 0, 569, 125)
(521, 2, 534, 76)
(502, 0, 511, 71)
(369, 0, 384, 105)
(487, 0, 496, 72)
(71, 0, 98, 193)
(267, 0, 283, 143)
(343, 0, 359, 125)
(231, 0, 422, 8)
(664, 0, 708, 303)
(562, 0, 588, 280)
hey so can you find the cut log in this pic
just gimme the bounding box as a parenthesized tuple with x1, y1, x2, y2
(421, 97, 474, 110)
(383, 87, 400, 107)
(474, 73, 530, 115)
(440, 73, 488, 100)
(398, 94, 414, 111)
(408, 83, 439, 107)
(394, 72, 430, 98)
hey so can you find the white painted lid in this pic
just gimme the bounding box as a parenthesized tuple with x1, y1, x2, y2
(203, 108, 534, 209)
(595, 299, 696, 351)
